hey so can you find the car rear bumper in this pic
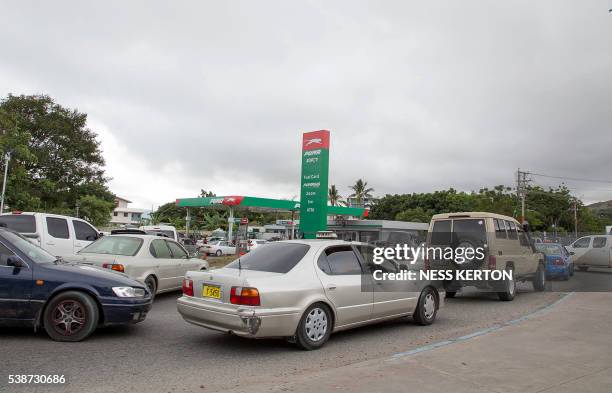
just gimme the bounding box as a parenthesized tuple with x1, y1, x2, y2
(100, 299, 152, 325)
(177, 296, 301, 338)
(546, 263, 569, 276)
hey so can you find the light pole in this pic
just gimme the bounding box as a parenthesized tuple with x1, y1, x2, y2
(0, 151, 11, 214)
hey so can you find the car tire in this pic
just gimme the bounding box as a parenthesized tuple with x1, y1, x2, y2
(532, 264, 546, 292)
(498, 266, 516, 301)
(578, 266, 589, 272)
(445, 291, 456, 299)
(145, 275, 157, 301)
(43, 291, 99, 342)
(215, 250, 222, 257)
(413, 287, 438, 325)
(295, 303, 332, 350)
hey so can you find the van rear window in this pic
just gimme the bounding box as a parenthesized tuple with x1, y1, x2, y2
(430, 220, 451, 245)
(226, 243, 310, 273)
(0, 215, 36, 233)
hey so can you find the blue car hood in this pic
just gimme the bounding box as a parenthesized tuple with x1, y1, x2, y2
(42, 262, 141, 287)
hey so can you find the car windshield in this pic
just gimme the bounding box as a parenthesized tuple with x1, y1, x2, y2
(535, 244, 562, 255)
(226, 243, 310, 273)
(79, 236, 143, 256)
(1, 230, 56, 264)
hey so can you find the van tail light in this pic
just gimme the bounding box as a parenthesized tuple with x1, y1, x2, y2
(423, 257, 430, 271)
(488, 255, 497, 269)
(182, 279, 194, 296)
(230, 286, 260, 306)
(552, 258, 564, 266)
(102, 263, 125, 273)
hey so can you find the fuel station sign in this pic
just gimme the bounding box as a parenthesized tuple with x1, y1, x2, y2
(299, 130, 330, 238)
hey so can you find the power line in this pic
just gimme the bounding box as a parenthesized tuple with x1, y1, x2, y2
(528, 172, 612, 184)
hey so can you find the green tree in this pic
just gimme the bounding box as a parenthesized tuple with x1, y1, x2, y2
(348, 179, 374, 207)
(77, 195, 116, 227)
(0, 94, 114, 214)
(395, 207, 433, 223)
(328, 185, 344, 206)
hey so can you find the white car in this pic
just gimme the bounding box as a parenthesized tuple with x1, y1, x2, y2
(65, 234, 208, 297)
(200, 241, 235, 256)
(0, 212, 101, 257)
(566, 235, 612, 270)
(248, 239, 268, 251)
(177, 240, 442, 349)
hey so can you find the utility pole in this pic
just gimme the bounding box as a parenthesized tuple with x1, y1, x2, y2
(573, 199, 578, 239)
(185, 207, 190, 236)
(0, 151, 11, 214)
(516, 168, 530, 224)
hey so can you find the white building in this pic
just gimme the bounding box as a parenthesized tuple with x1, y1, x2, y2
(110, 196, 146, 226)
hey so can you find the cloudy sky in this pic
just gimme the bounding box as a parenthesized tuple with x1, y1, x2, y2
(1, 1, 611, 209)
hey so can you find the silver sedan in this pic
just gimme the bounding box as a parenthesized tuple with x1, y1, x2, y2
(177, 240, 443, 349)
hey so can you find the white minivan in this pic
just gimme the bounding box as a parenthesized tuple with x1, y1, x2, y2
(566, 235, 612, 271)
(0, 212, 101, 257)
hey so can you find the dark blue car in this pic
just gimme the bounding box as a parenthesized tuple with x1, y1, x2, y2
(0, 228, 152, 341)
(535, 242, 574, 280)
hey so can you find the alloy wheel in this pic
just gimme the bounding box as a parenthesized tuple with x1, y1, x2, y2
(51, 300, 87, 337)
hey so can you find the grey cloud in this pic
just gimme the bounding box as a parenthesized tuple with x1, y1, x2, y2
(0, 0, 611, 207)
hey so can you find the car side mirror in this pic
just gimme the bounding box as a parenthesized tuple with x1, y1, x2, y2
(2, 255, 25, 268)
(98, 232, 104, 238)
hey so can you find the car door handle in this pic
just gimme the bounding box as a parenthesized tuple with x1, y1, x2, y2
(326, 284, 337, 290)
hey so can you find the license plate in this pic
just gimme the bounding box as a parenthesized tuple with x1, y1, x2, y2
(202, 285, 221, 299)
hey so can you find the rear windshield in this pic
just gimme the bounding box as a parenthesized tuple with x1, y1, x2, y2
(0, 215, 36, 233)
(79, 236, 143, 256)
(145, 230, 174, 238)
(430, 218, 487, 247)
(535, 244, 562, 255)
(226, 243, 310, 273)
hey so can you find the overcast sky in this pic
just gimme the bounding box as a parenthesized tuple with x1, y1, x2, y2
(1, 1, 611, 209)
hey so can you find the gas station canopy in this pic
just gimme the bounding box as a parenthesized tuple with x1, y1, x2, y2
(175, 195, 367, 217)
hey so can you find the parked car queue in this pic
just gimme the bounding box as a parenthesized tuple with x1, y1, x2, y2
(2, 211, 604, 348)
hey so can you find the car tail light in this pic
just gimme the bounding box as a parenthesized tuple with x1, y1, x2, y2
(102, 263, 125, 273)
(552, 258, 564, 266)
(230, 286, 260, 306)
(488, 255, 497, 269)
(182, 278, 194, 296)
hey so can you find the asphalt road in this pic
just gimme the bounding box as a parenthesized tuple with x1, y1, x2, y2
(2, 270, 611, 393)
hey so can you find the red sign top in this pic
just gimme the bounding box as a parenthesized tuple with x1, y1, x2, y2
(222, 196, 244, 206)
(302, 130, 330, 151)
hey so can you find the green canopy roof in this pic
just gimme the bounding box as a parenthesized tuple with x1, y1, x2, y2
(176, 196, 367, 217)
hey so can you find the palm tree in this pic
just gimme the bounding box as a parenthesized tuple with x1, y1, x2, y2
(348, 179, 374, 207)
(328, 185, 345, 206)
